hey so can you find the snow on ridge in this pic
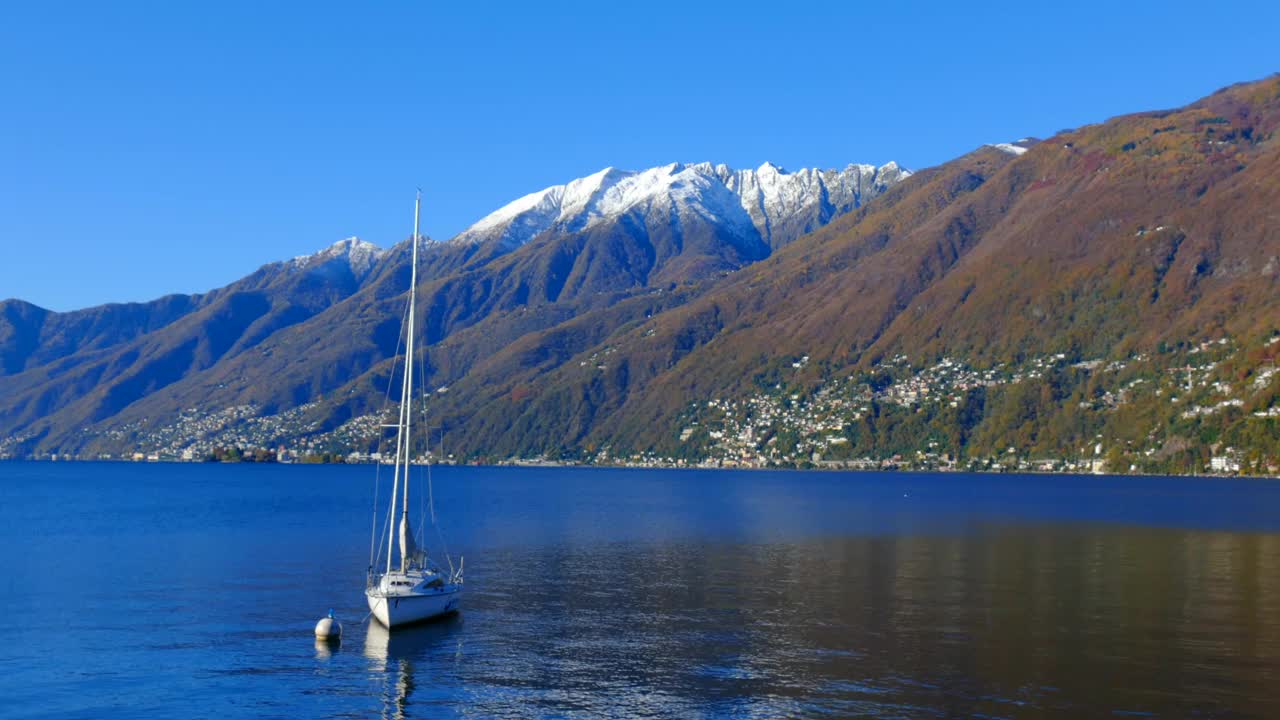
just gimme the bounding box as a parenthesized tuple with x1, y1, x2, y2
(452, 160, 911, 249)
(290, 237, 387, 279)
(989, 143, 1029, 156)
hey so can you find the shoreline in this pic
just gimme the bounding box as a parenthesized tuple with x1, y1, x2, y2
(2, 456, 1275, 481)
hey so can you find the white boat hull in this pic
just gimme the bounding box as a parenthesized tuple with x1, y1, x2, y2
(367, 587, 461, 628)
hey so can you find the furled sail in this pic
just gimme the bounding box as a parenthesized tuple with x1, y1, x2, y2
(398, 516, 418, 571)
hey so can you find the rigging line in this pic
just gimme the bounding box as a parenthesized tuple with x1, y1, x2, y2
(415, 449, 431, 565)
(417, 302, 442, 561)
(416, 348, 437, 528)
(435, 512, 454, 577)
(418, 372, 450, 573)
(371, 276, 412, 571)
(392, 195, 423, 573)
(388, 359, 409, 574)
(423, 419, 453, 574)
(384, 380, 407, 575)
(369, 461, 380, 570)
(432, 450, 450, 573)
(423, 406, 436, 528)
(416, 354, 428, 537)
(419, 441, 429, 534)
(400, 200, 421, 538)
(382, 477, 397, 562)
(410, 246, 451, 575)
(426, 453, 436, 526)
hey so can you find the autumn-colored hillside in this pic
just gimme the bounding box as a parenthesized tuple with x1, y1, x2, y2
(3, 75, 1277, 472)
(424, 75, 1280, 470)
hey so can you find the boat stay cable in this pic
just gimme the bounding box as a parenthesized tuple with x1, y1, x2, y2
(370, 295, 410, 576)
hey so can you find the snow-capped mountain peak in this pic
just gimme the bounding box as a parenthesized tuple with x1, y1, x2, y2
(290, 237, 386, 280)
(452, 160, 911, 250)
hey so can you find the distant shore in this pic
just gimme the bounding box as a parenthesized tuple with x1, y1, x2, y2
(2, 455, 1275, 481)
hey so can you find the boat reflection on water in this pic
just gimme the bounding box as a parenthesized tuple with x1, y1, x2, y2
(363, 616, 464, 719)
(313, 636, 341, 660)
(363, 615, 463, 665)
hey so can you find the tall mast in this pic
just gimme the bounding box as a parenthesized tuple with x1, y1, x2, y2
(385, 192, 422, 575)
(397, 191, 421, 572)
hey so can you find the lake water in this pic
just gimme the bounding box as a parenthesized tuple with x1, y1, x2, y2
(2, 462, 1280, 718)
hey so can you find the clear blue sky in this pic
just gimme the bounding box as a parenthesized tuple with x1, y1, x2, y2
(3, 1, 1277, 311)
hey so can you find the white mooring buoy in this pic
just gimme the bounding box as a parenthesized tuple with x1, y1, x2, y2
(314, 609, 342, 640)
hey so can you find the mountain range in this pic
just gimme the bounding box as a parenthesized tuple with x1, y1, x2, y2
(0, 161, 907, 458)
(2, 76, 1278, 474)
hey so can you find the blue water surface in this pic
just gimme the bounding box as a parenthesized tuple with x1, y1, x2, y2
(2, 462, 1279, 718)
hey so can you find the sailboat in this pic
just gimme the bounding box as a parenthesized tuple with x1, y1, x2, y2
(365, 192, 464, 628)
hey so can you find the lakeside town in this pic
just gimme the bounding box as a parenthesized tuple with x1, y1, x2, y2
(4, 336, 1276, 477)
